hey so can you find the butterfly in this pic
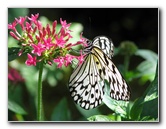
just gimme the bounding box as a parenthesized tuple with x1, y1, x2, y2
(69, 36, 131, 110)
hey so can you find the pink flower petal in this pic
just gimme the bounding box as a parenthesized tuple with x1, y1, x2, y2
(25, 53, 37, 66)
(53, 57, 64, 68)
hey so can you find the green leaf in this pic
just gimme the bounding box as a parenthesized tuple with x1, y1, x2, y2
(103, 93, 128, 117)
(135, 49, 158, 62)
(136, 61, 156, 81)
(141, 98, 158, 120)
(143, 62, 158, 102)
(8, 99, 27, 115)
(88, 115, 113, 121)
(130, 62, 158, 121)
(140, 116, 155, 121)
(51, 97, 71, 121)
(140, 63, 158, 120)
(8, 47, 20, 62)
(135, 49, 158, 82)
(130, 98, 144, 120)
(102, 81, 129, 118)
(108, 113, 122, 121)
(75, 104, 101, 119)
(8, 85, 24, 109)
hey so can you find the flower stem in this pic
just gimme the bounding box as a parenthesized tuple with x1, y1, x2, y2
(37, 61, 44, 121)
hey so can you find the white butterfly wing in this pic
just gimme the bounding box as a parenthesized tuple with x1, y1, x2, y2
(69, 36, 130, 110)
(92, 47, 131, 101)
(69, 54, 104, 110)
(92, 36, 114, 59)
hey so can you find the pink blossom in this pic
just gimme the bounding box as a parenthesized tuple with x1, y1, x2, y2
(28, 13, 39, 23)
(42, 27, 47, 38)
(66, 33, 87, 49)
(31, 42, 45, 56)
(28, 13, 41, 29)
(36, 20, 42, 30)
(59, 18, 72, 39)
(36, 35, 40, 42)
(8, 14, 87, 67)
(15, 16, 26, 30)
(64, 55, 74, 67)
(39, 30, 43, 39)
(8, 68, 25, 84)
(55, 36, 66, 48)
(25, 22, 32, 33)
(47, 61, 52, 65)
(58, 26, 72, 40)
(33, 26, 37, 34)
(58, 27, 65, 36)
(9, 31, 20, 40)
(25, 54, 37, 66)
(76, 32, 88, 47)
(53, 57, 64, 68)
(52, 20, 57, 35)
(60, 18, 71, 29)
(18, 49, 24, 56)
(43, 38, 54, 49)
(77, 51, 85, 65)
(8, 20, 17, 32)
(62, 28, 72, 40)
(46, 24, 51, 36)
(52, 20, 57, 29)
(28, 33, 34, 42)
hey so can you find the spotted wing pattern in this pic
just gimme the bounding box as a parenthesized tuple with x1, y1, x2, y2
(69, 53, 104, 110)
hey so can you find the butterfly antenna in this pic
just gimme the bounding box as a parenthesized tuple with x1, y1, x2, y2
(88, 17, 92, 38)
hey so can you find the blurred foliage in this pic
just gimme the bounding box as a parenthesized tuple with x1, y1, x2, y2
(118, 41, 138, 56)
(8, 99, 27, 115)
(8, 8, 158, 122)
(51, 97, 71, 121)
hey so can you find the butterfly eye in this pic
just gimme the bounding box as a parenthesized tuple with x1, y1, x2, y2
(87, 40, 92, 47)
(83, 40, 93, 54)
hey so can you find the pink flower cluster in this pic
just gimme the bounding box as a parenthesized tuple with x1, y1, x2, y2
(8, 13, 87, 68)
(8, 67, 25, 84)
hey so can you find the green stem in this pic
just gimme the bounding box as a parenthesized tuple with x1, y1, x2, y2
(37, 61, 44, 121)
(124, 55, 130, 77)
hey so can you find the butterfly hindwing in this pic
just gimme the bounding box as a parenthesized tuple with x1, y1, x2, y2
(92, 47, 130, 101)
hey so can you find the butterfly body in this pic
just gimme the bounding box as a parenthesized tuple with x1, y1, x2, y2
(69, 36, 131, 110)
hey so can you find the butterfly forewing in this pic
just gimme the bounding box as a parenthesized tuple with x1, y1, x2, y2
(69, 36, 130, 110)
(92, 36, 114, 59)
(69, 54, 104, 109)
